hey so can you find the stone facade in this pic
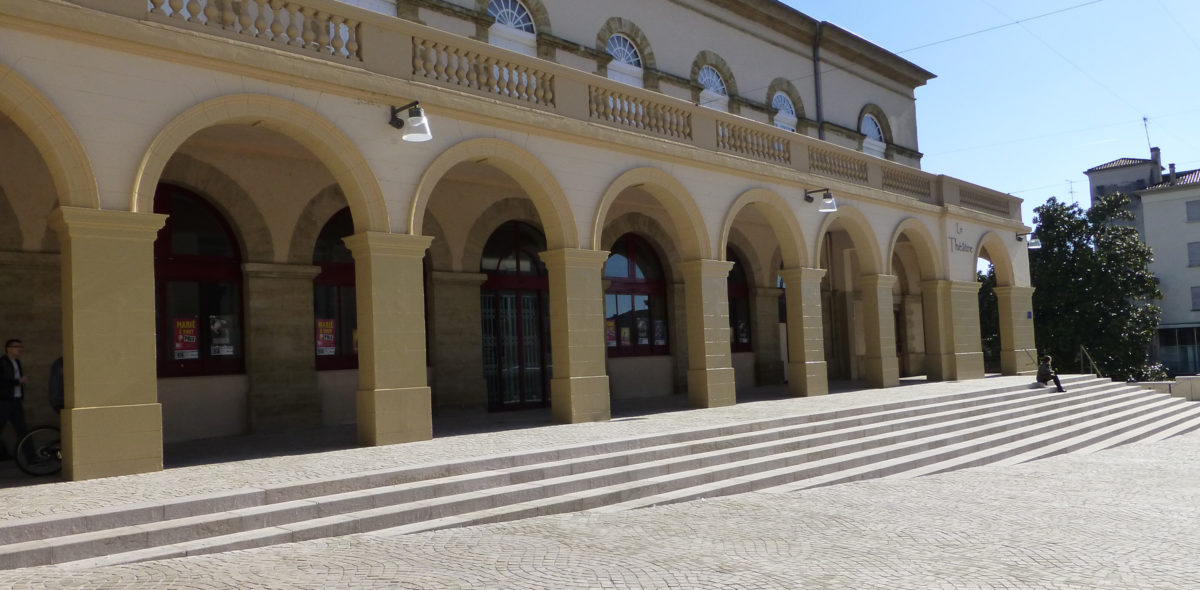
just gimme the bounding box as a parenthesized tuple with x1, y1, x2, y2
(0, 0, 1036, 480)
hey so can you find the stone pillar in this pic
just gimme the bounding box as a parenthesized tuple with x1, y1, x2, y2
(922, 280, 985, 381)
(541, 248, 611, 423)
(242, 263, 322, 431)
(995, 285, 1038, 375)
(343, 232, 432, 446)
(858, 274, 899, 388)
(681, 259, 736, 408)
(780, 267, 828, 396)
(751, 286, 784, 385)
(428, 270, 487, 409)
(49, 207, 166, 481)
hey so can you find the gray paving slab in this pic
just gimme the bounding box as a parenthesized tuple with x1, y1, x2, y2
(0, 376, 1044, 524)
(0, 426, 1197, 588)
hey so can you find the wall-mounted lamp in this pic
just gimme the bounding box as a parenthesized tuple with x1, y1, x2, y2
(1017, 232, 1042, 250)
(804, 188, 838, 213)
(389, 101, 433, 142)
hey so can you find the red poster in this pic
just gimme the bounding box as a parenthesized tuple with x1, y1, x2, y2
(174, 318, 199, 360)
(316, 318, 337, 356)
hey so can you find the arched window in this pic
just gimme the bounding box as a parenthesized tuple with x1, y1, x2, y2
(605, 34, 644, 87)
(697, 65, 728, 112)
(480, 221, 550, 410)
(771, 91, 798, 132)
(862, 113, 886, 158)
(604, 234, 669, 356)
(727, 249, 752, 352)
(487, 0, 536, 56)
(154, 184, 244, 377)
(313, 208, 357, 370)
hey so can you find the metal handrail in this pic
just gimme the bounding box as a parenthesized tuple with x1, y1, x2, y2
(1080, 345, 1104, 377)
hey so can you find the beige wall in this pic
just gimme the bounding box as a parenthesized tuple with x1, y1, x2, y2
(1143, 188, 1200, 325)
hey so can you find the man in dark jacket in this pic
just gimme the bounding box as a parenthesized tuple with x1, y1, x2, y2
(1037, 355, 1066, 392)
(0, 339, 29, 459)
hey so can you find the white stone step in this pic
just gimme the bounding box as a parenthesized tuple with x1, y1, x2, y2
(1000, 395, 1200, 461)
(6, 378, 1092, 551)
(2, 381, 1102, 566)
(865, 388, 1186, 481)
(599, 383, 1157, 507)
(2, 376, 1163, 569)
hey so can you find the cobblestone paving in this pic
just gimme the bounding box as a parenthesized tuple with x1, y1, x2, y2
(0, 376, 1034, 523)
(1, 385, 1197, 588)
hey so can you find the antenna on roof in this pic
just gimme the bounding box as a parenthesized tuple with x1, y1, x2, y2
(1143, 116, 1153, 153)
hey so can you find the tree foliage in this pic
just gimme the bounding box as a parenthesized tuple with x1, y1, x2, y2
(1030, 193, 1165, 381)
(977, 266, 1000, 372)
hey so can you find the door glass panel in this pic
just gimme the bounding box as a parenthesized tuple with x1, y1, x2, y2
(481, 292, 498, 397)
(521, 292, 543, 402)
(499, 292, 520, 404)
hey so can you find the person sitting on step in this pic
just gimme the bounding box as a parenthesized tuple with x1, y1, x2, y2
(1037, 355, 1066, 392)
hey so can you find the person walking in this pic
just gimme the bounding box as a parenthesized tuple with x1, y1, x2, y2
(1037, 355, 1066, 392)
(0, 339, 29, 460)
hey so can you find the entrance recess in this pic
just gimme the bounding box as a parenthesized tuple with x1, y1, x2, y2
(480, 221, 551, 410)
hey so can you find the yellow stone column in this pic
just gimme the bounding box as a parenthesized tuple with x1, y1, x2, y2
(49, 207, 166, 481)
(858, 274, 899, 388)
(995, 285, 1038, 375)
(921, 280, 985, 380)
(681, 259, 736, 408)
(343, 232, 433, 446)
(780, 267, 828, 396)
(540, 248, 611, 423)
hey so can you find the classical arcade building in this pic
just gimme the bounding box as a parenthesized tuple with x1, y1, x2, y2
(0, 0, 1037, 480)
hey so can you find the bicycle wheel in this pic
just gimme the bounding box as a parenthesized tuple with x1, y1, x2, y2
(16, 426, 62, 476)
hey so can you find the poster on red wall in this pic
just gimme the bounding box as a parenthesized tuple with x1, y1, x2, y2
(174, 318, 199, 360)
(316, 318, 336, 356)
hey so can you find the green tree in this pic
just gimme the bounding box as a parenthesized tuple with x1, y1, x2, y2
(1030, 193, 1165, 380)
(977, 265, 1000, 372)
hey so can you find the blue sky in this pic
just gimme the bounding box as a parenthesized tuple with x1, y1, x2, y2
(780, 0, 1200, 227)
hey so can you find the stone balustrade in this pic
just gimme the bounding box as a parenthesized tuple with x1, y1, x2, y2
(146, 0, 362, 60)
(127, 0, 1019, 220)
(413, 37, 554, 107)
(589, 86, 692, 140)
(883, 165, 934, 203)
(717, 120, 790, 164)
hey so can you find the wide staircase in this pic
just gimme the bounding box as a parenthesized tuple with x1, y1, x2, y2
(3, 376, 1199, 569)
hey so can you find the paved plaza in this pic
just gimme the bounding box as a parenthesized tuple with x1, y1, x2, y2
(1, 377, 1198, 588)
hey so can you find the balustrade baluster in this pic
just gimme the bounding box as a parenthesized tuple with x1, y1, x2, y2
(455, 50, 471, 86)
(345, 20, 360, 60)
(330, 16, 345, 57)
(186, 0, 202, 22)
(504, 65, 517, 98)
(444, 50, 459, 85)
(412, 39, 426, 77)
(251, 0, 268, 37)
(314, 12, 331, 53)
(286, 3, 304, 47)
(426, 42, 441, 81)
(168, 0, 184, 19)
(203, 0, 220, 26)
(222, 0, 239, 30)
(465, 52, 479, 88)
(300, 8, 317, 49)
(455, 50, 470, 85)
(268, 0, 285, 42)
(433, 45, 447, 81)
(236, 0, 252, 33)
(150, 0, 168, 17)
(483, 57, 498, 94)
